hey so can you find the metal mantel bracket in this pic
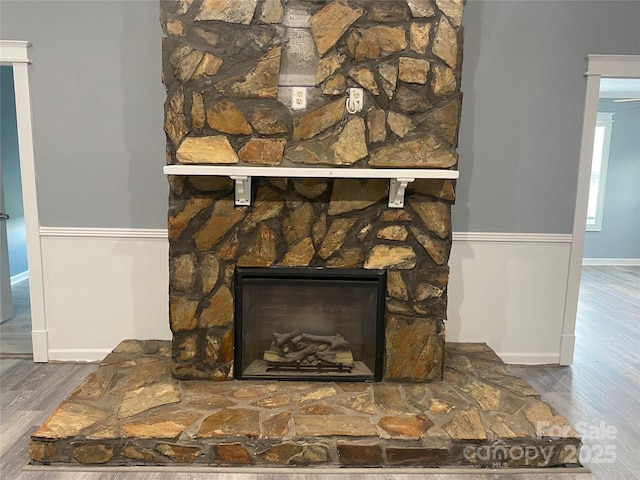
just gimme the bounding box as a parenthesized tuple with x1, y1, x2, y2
(388, 178, 415, 208)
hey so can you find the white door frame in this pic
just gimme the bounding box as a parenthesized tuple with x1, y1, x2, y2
(0, 40, 48, 362)
(560, 54, 640, 364)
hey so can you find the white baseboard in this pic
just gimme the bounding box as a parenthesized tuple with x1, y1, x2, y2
(10, 271, 29, 285)
(582, 258, 640, 266)
(497, 353, 561, 365)
(47, 349, 112, 363)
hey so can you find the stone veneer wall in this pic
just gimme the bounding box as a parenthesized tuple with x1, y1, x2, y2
(162, 0, 465, 382)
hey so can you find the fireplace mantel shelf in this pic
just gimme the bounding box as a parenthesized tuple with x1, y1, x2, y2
(163, 165, 459, 208)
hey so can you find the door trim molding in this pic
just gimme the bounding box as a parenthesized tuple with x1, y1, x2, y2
(0, 40, 48, 362)
(561, 54, 640, 365)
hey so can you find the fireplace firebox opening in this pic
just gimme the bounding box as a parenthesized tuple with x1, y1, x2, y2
(234, 267, 386, 382)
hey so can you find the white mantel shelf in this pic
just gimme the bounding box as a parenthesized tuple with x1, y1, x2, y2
(163, 165, 459, 208)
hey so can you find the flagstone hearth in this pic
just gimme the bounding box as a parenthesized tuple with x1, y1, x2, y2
(29, 340, 581, 469)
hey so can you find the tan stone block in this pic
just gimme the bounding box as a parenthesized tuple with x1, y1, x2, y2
(237, 224, 278, 267)
(364, 245, 417, 270)
(385, 316, 444, 381)
(294, 415, 378, 436)
(328, 179, 387, 216)
(164, 88, 188, 146)
(347, 26, 407, 61)
(187, 176, 233, 192)
(216, 443, 253, 464)
(176, 0, 194, 15)
(204, 334, 220, 366)
(166, 18, 185, 36)
(381, 209, 413, 222)
(399, 57, 430, 84)
(200, 252, 220, 294)
(369, 134, 457, 168)
(322, 74, 347, 95)
(259, 0, 283, 24)
(442, 408, 487, 440)
(281, 237, 315, 266)
(432, 16, 458, 68)
(176, 136, 239, 164)
(349, 67, 379, 95)
(378, 414, 433, 439)
(315, 52, 346, 85)
(169, 296, 198, 332)
(366, 108, 387, 143)
(378, 62, 398, 99)
(121, 412, 201, 439)
(249, 108, 287, 135)
(157, 443, 202, 463)
(331, 116, 368, 165)
(282, 202, 314, 244)
(410, 22, 430, 55)
(387, 111, 414, 138)
(410, 226, 449, 265)
(170, 46, 203, 83)
(192, 52, 223, 78)
(29, 442, 57, 463)
(432, 64, 457, 95)
(238, 138, 285, 166)
(309, 0, 363, 56)
(206, 100, 252, 135)
(198, 408, 260, 438)
(216, 46, 281, 99)
(242, 185, 284, 232)
(262, 411, 291, 437)
(72, 443, 114, 464)
(194, 197, 246, 251)
(191, 92, 205, 133)
(318, 217, 357, 259)
(292, 98, 345, 141)
(199, 286, 233, 328)
(122, 441, 159, 462)
(408, 199, 451, 239)
(336, 392, 376, 414)
(437, 0, 464, 27)
(387, 271, 409, 300)
(195, 0, 258, 24)
(407, 0, 436, 17)
(377, 225, 409, 241)
(215, 228, 240, 261)
(299, 404, 341, 415)
(253, 394, 291, 409)
(117, 382, 181, 419)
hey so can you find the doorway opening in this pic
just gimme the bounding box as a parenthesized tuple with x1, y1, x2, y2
(0, 64, 31, 357)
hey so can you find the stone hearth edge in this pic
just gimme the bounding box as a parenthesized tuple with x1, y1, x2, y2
(29, 340, 581, 469)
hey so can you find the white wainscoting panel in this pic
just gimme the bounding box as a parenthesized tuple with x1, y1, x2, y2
(40, 229, 170, 361)
(39, 229, 572, 364)
(448, 233, 572, 365)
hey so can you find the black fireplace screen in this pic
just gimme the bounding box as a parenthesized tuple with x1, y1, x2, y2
(234, 267, 386, 381)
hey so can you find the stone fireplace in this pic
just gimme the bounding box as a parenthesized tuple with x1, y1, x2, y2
(162, 0, 464, 383)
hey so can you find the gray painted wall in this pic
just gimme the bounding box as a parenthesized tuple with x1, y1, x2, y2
(0, 0, 167, 228)
(455, 0, 640, 233)
(1, 66, 28, 277)
(1, 0, 640, 232)
(583, 99, 640, 259)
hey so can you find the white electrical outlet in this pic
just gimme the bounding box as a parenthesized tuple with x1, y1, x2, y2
(291, 87, 307, 110)
(346, 87, 364, 113)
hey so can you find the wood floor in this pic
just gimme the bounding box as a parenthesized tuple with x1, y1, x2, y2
(2, 266, 638, 479)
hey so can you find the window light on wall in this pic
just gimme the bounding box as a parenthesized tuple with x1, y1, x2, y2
(586, 112, 614, 232)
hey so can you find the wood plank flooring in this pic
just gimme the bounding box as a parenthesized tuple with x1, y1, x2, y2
(3, 265, 638, 479)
